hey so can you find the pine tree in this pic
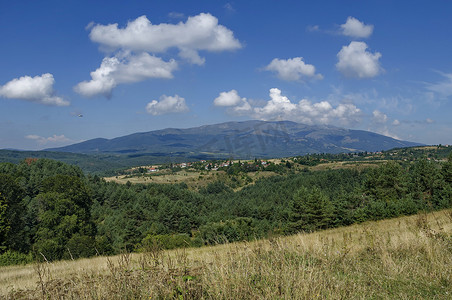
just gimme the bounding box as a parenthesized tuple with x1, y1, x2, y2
(0, 174, 25, 253)
(442, 152, 452, 184)
(290, 186, 334, 232)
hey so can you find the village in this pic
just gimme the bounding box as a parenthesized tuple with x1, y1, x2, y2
(103, 145, 452, 188)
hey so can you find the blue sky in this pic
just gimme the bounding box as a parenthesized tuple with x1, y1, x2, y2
(1, 0, 452, 150)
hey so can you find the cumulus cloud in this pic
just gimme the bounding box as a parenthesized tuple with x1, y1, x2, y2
(214, 90, 243, 106)
(336, 41, 382, 78)
(256, 88, 362, 126)
(77, 13, 241, 98)
(265, 57, 323, 81)
(88, 13, 241, 64)
(254, 88, 298, 117)
(232, 100, 252, 114)
(215, 88, 362, 126)
(25, 134, 72, 146)
(295, 99, 361, 126)
(146, 94, 189, 115)
(214, 90, 252, 115)
(426, 72, 452, 97)
(0, 73, 69, 106)
(392, 119, 400, 126)
(340, 17, 373, 38)
(75, 53, 177, 97)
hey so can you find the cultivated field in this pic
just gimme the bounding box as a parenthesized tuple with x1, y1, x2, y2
(1, 209, 452, 299)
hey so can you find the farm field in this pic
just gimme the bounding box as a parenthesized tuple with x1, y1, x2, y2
(2, 209, 452, 299)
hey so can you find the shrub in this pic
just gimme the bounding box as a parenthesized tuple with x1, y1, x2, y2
(0, 250, 33, 266)
(141, 233, 192, 250)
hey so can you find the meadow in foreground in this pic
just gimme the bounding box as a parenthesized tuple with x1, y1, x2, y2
(1, 209, 451, 299)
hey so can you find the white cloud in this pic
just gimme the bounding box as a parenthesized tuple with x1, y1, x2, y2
(74, 57, 118, 98)
(232, 100, 252, 114)
(336, 41, 382, 78)
(78, 13, 241, 98)
(25, 134, 72, 146)
(214, 90, 243, 106)
(290, 100, 361, 126)
(376, 129, 400, 140)
(75, 52, 177, 97)
(0, 73, 69, 106)
(340, 17, 373, 38)
(215, 88, 362, 126)
(372, 110, 388, 124)
(370, 110, 402, 139)
(255, 88, 362, 126)
(254, 88, 297, 117)
(88, 13, 241, 65)
(265, 57, 323, 81)
(114, 52, 177, 82)
(426, 72, 452, 97)
(146, 94, 189, 115)
(178, 48, 206, 65)
(214, 90, 252, 114)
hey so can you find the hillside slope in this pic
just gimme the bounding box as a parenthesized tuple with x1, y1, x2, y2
(2, 210, 451, 298)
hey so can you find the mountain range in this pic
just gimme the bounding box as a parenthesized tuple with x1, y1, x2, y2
(46, 120, 422, 159)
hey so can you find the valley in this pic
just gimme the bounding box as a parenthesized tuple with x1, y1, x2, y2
(1, 144, 451, 298)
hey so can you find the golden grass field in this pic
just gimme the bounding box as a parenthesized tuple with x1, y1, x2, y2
(1, 209, 452, 299)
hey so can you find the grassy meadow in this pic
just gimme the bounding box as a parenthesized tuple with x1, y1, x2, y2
(104, 169, 279, 190)
(1, 209, 451, 299)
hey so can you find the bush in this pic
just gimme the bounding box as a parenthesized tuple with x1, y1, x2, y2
(140, 233, 192, 250)
(33, 238, 62, 261)
(64, 234, 97, 260)
(0, 250, 33, 266)
(199, 217, 258, 244)
(95, 235, 114, 256)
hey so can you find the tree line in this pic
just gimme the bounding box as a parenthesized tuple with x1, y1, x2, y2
(1, 152, 452, 265)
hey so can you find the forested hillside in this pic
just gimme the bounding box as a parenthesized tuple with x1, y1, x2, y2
(1, 151, 452, 265)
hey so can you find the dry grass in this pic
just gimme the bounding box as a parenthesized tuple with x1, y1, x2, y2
(2, 209, 452, 299)
(308, 160, 385, 171)
(105, 170, 207, 185)
(104, 170, 278, 190)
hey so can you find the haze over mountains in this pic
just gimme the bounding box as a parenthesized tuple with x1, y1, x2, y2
(46, 120, 422, 159)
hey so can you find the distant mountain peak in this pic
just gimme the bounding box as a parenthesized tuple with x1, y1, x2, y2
(46, 120, 422, 159)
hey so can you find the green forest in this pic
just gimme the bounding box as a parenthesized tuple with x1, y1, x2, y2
(1, 150, 452, 265)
